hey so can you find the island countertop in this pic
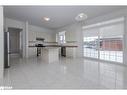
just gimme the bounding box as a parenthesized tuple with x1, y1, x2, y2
(29, 45, 78, 48)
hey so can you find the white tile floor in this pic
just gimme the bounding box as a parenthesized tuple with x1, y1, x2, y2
(1, 55, 127, 89)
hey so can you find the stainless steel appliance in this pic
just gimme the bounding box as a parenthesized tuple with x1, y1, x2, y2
(4, 32, 10, 68)
(35, 44, 44, 56)
(36, 38, 45, 56)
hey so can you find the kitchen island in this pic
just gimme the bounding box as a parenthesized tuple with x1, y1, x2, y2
(44, 45, 78, 58)
(29, 45, 78, 63)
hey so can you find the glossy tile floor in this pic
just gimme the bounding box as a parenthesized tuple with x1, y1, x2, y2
(1, 55, 127, 89)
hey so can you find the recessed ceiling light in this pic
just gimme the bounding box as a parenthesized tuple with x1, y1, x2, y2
(43, 17, 50, 21)
(75, 13, 87, 21)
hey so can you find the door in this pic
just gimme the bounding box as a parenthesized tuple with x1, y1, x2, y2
(83, 28, 99, 59)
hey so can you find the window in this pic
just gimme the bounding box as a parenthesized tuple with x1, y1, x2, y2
(59, 35, 65, 43)
(83, 28, 99, 58)
(83, 18, 124, 63)
(56, 31, 66, 44)
(99, 23, 123, 63)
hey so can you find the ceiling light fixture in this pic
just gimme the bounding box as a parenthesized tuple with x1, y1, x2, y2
(43, 17, 50, 21)
(75, 13, 87, 22)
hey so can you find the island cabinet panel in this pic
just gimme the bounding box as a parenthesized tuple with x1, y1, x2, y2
(41, 47, 59, 63)
(66, 48, 76, 58)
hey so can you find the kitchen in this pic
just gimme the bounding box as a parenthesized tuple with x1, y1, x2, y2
(1, 6, 127, 89)
(28, 32, 78, 63)
(4, 16, 79, 67)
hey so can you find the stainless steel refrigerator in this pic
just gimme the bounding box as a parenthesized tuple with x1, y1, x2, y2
(4, 32, 10, 68)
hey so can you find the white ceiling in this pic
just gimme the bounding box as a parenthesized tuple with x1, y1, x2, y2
(4, 6, 126, 29)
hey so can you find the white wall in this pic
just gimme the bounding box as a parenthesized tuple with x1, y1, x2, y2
(84, 8, 127, 26)
(124, 17, 127, 65)
(0, 6, 4, 79)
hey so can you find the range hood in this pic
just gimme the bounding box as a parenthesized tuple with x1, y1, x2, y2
(36, 38, 45, 41)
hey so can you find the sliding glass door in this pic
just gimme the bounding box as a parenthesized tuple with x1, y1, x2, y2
(83, 28, 99, 59)
(99, 23, 123, 63)
(83, 18, 124, 63)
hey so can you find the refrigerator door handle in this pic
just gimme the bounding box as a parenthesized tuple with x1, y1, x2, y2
(7, 32, 10, 67)
(7, 32, 10, 54)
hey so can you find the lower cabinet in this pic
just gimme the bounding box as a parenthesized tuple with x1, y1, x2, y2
(61, 47, 76, 58)
(66, 48, 76, 58)
(28, 47, 37, 57)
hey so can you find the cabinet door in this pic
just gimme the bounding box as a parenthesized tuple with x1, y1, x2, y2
(66, 48, 76, 58)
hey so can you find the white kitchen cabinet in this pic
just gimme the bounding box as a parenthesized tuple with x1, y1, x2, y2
(28, 47, 37, 57)
(66, 47, 76, 58)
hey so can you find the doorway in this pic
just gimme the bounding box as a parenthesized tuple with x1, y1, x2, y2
(8, 27, 22, 57)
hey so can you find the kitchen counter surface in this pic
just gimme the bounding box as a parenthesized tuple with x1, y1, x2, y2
(29, 45, 78, 48)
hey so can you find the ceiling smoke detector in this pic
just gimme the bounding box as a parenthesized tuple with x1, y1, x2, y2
(75, 13, 87, 21)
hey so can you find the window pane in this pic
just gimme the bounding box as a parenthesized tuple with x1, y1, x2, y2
(83, 28, 99, 59)
(99, 23, 123, 63)
(83, 20, 123, 63)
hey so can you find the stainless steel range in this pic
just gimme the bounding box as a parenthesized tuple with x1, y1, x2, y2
(36, 38, 45, 56)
